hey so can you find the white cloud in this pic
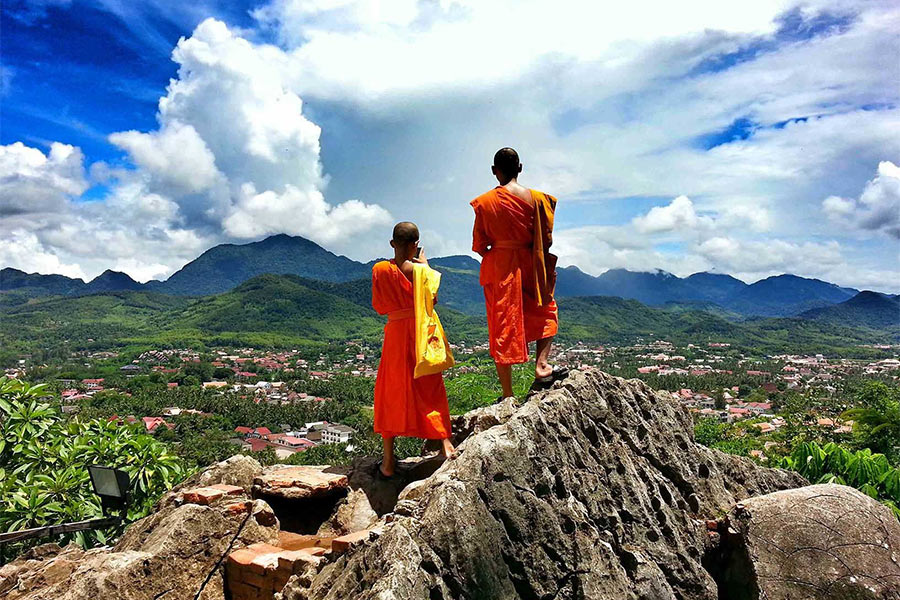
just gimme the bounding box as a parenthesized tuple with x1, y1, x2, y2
(0, 18, 392, 281)
(0, 230, 86, 279)
(0, 142, 87, 216)
(2, 1, 899, 292)
(223, 183, 390, 240)
(823, 161, 900, 239)
(109, 122, 221, 194)
(632, 195, 714, 234)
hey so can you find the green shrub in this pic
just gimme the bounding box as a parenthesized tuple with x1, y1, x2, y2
(0, 378, 188, 556)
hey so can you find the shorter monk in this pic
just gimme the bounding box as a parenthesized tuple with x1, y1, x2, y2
(372, 222, 455, 478)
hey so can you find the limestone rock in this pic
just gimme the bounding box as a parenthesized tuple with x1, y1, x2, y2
(316, 488, 379, 537)
(159, 454, 263, 508)
(253, 465, 348, 501)
(712, 484, 900, 600)
(282, 370, 806, 600)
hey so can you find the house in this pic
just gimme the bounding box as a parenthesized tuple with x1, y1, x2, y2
(142, 416, 174, 433)
(761, 383, 778, 394)
(322, 424, 355, 445)
(234, 426, 253, 435)
(82, 378, 104, 390)
(745, 402, 772, 414)
(753, 422, 776, 434)
(120, 364, 142, 374)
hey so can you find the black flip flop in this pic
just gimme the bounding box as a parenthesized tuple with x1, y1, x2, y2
(530, 366, 570, 391)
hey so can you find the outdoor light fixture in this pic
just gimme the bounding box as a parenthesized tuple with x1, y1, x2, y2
(87, 465, 131, 515)
(0, 465, 131, 547)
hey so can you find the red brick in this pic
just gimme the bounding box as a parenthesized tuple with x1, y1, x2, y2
(226, 579, 264, 600)
(230, 565, 279, 592)
(182, 487, 225, 505)
(277, 550, 322, 574)
(276, 531, 334, 551)
(210, 483, 244, 495)
(332, 529, 373, 555)
(300, 546, 326, 557)
(225, 500, 252, 515)
(227, 548, 260, 568)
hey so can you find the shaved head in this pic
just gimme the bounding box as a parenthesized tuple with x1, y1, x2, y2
(493, 147, 521, 179)
(392, 221, 419, 246)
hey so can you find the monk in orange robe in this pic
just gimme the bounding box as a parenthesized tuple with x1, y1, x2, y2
(372, 222, 454, 477)
(470, 147, 567, 398)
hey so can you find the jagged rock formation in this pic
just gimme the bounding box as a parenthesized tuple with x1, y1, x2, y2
(3, 370, 898, 600)
(280, 369, 809, 600)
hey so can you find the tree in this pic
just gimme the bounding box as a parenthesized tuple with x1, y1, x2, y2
(843, 381, 900, 463)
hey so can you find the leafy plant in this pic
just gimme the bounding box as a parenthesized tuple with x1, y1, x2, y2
(778, 441, 900, 519)
(0, 377, 189, 556)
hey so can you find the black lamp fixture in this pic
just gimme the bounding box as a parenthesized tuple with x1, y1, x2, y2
(87, 465, 131, 515)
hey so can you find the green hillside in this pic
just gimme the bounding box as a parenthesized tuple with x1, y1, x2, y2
(800, 291, 900, 331)
(0, 291, 192, 352)
(1, 275, 893, 359)
(155, 234, 370, 295)
(169, 274, 383, 342)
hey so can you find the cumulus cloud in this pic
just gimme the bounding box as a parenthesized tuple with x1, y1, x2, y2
(632, 196, 714, 234)
(0, 18, 391, 281)
(0, 142, 87, 216)
(2, 1, 898, 291)
(823, 161, 900, 239)
(109, 122, 221, 194)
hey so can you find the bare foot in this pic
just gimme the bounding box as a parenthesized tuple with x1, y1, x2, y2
(379, 460, 395, 478)
(441, 438, 458, 460)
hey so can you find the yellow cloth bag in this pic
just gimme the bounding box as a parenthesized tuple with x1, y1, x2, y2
(412, 264, 455, 378)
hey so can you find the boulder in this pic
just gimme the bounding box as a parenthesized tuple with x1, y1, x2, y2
(159, 454, 263, 508)
(281, 369, 806, 600)
(316, 489, 379, 537)
(711, 484, 900, 600)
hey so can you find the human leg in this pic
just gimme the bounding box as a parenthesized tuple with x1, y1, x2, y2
(535, 336, 553, 378)
(380, 435, 395, 476)
(495, 362, 514, 398)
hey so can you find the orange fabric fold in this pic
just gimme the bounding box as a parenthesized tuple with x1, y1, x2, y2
(470, 187, 559, 365)
(371, 260, 451, 439)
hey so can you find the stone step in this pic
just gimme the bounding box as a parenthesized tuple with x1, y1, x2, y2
(252, 465, 349, 500)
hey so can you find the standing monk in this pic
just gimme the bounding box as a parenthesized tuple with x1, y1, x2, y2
(470, 148, 568, 398)
(372, 222, 455, 478)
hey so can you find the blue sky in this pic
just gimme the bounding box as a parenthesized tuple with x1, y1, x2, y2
(1, 0, 898, 291)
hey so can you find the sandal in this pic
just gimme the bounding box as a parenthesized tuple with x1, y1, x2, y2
(530, 366, 570, 391)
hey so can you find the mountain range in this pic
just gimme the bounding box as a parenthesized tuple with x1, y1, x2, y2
(1, 234, 895, 326)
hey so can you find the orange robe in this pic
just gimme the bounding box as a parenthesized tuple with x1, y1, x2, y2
(372, 260, 452, 439)
(471, 187, 559, 365)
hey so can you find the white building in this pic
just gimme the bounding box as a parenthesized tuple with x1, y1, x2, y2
(322, 424, 355, 445)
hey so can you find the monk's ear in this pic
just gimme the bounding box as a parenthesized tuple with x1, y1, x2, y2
(390, 240, 396, 249)
(517, 163, 522, 174)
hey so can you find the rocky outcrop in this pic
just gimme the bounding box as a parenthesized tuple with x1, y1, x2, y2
(5, 369, 897, 600)
(281, 370, 807, 600)
(710, 484, 900, 600)
(0, 493, 279, 600)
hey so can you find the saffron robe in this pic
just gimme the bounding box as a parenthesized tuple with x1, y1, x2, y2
(470, 187, 559, 365)
(372, 260, 452, 439)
